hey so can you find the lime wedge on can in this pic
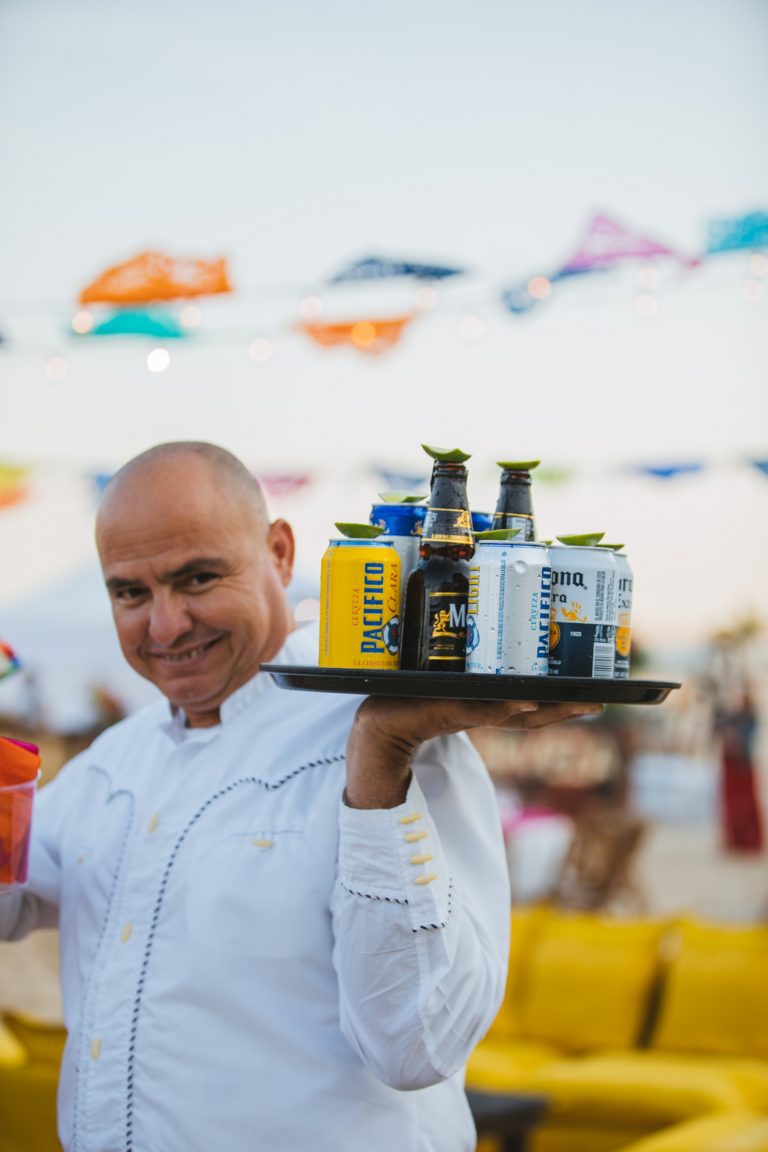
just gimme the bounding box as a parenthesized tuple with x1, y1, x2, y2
(421, 443, 472, 463)
(555, 532, 605, 547)
(598, 542, 625, 551)
(334, 522, 385, 539)
(473, 528, 522, 541)
(496, 459, 541, 471)
(377, 491, 427, 504)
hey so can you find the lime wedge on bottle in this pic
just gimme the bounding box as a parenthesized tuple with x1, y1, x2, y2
(555, 532, 605, 547)
(496, 459, 541, 471)
(377, 491, 427, 504)
(473, 528, 522, 541)
(334, 522, 385, 539)
(421, 443, 472, 463)
(599, 542, 625, 551)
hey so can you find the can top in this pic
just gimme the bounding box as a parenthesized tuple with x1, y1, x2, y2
(475, 539, 548, 550)
(328, 538, 396, 547)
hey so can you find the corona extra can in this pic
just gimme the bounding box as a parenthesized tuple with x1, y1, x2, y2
(466, 541, 551, 676)
(548, 545, 617, 678)
(369, 502, 426, 617)
(319, 540, 401, 669)
(612, 549, 634, 679)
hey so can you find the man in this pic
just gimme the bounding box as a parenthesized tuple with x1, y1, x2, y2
(1, 442, 600, 1151)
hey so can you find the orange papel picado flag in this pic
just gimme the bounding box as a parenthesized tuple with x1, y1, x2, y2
(79, 250, 232, 305)
(297, 314, 415, 355)
(0, 464, 30, 510)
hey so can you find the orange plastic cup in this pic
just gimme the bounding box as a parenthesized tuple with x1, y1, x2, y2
(0, 773, 38, 884)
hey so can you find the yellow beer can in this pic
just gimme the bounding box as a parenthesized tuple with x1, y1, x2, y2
(319, 540, 401, 668)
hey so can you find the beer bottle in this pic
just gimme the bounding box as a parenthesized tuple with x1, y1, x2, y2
(492, 460, 539, 541)
(399, 460, 475, 671)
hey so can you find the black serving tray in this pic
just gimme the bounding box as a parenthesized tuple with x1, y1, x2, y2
(262, 665, 680, 706)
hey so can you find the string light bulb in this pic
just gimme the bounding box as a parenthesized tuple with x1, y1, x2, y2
(71, 310, 94, 334)
(44, 356, 67, 382)
(147, 347, 170, 373)
(248, 338, 274, 362)
(528, 276, 552, 300)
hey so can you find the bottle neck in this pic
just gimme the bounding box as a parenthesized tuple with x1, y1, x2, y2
(421, 462, 474, 553)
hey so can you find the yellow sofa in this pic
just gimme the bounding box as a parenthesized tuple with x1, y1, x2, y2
(0, 1012, 64, 1152)
(467, 906, 768, 1152)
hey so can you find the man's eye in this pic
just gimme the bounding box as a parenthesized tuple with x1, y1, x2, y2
(114, 586, 147, 602)
(186, 572, 218, 589)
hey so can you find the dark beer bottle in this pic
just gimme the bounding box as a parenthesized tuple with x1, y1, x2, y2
(399, 460, 475, 671)
(492, 461, 539, 541)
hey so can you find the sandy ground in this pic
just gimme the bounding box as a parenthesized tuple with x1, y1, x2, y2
(1, 808, 766, 1025)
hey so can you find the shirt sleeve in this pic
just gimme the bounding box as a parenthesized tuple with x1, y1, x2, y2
(330, 731, 510, 1090)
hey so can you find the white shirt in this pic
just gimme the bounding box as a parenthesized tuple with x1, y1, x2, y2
(0, 624, 510, 1152)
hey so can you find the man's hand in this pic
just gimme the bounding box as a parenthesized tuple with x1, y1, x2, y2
(344, 696, 603, 809)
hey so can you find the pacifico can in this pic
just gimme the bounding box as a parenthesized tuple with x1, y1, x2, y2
(369, 502, 426, 617)
(466, 541, 551, 676)
(319, 540, 401, 669)
(548, 545, 617, 678)
(612, 550, 634, 679)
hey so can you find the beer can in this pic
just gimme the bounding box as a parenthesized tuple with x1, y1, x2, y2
(471, 510, 495, 533)
(369, 502, 426, 617)
(466, 541, 551, 676)
(548, 545, 617, 678)
(612, 550, 634, 679)
(319, 540, 401, 669)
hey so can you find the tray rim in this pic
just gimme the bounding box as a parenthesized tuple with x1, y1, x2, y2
(261, 663, 681, 705)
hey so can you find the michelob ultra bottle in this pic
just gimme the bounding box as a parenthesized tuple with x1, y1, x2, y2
(492, 460, 539, 541)
(399, 459, 475, 671)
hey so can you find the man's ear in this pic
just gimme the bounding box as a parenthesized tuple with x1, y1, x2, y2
(267, 519, 295, 586)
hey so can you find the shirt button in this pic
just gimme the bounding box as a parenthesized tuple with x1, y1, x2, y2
(414, 873, 438, 886)
(121, 922, 133, 943)
(251, 838, 273, 849)
(398, 812, 424, 825)
(91, 1039, 101, 1060)
(147, 814, 159, 834)
(404, 830, 428, 843)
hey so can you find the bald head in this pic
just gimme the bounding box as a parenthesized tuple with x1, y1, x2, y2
(98, 441, 268, 532)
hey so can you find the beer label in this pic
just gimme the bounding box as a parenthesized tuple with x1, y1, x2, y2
(426, 590, 467, 665)
(549, 550, 616, 678)
(319, 546, 401, 669)
(423, 507, 473, 545)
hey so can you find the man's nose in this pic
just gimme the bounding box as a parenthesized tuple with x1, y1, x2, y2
(148, 592, 192, 645)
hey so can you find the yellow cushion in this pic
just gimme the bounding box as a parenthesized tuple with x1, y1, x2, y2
(519, 912, 670, 1052)
(465, 1037, 562, 1092)
(0, 1017, 28, 1068)
(2, 1012, 66, 1065)
(529, 1052, 768, 1125)
(617, 1112, 768, 1152)
(652, 919, 768, 1059)
(485, 903, 553, 1043)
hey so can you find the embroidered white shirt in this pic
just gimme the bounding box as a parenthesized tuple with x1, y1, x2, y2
(0, 624, 510, 1152)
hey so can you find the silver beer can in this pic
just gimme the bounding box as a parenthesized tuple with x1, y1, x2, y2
(466, 540, 551, 676)
(612, 549, 634, 679)
(548, 545, 617, 678)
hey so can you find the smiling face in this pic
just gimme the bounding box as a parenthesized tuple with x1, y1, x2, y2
(96, 448, 295, 728)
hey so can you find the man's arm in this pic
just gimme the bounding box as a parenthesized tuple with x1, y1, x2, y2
(333, 696, 601, 1089)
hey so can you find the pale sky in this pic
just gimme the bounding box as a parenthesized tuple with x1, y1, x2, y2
(1, 0, 767, 667)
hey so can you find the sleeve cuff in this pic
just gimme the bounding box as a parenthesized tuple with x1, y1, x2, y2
(338, 774, 452, 928)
